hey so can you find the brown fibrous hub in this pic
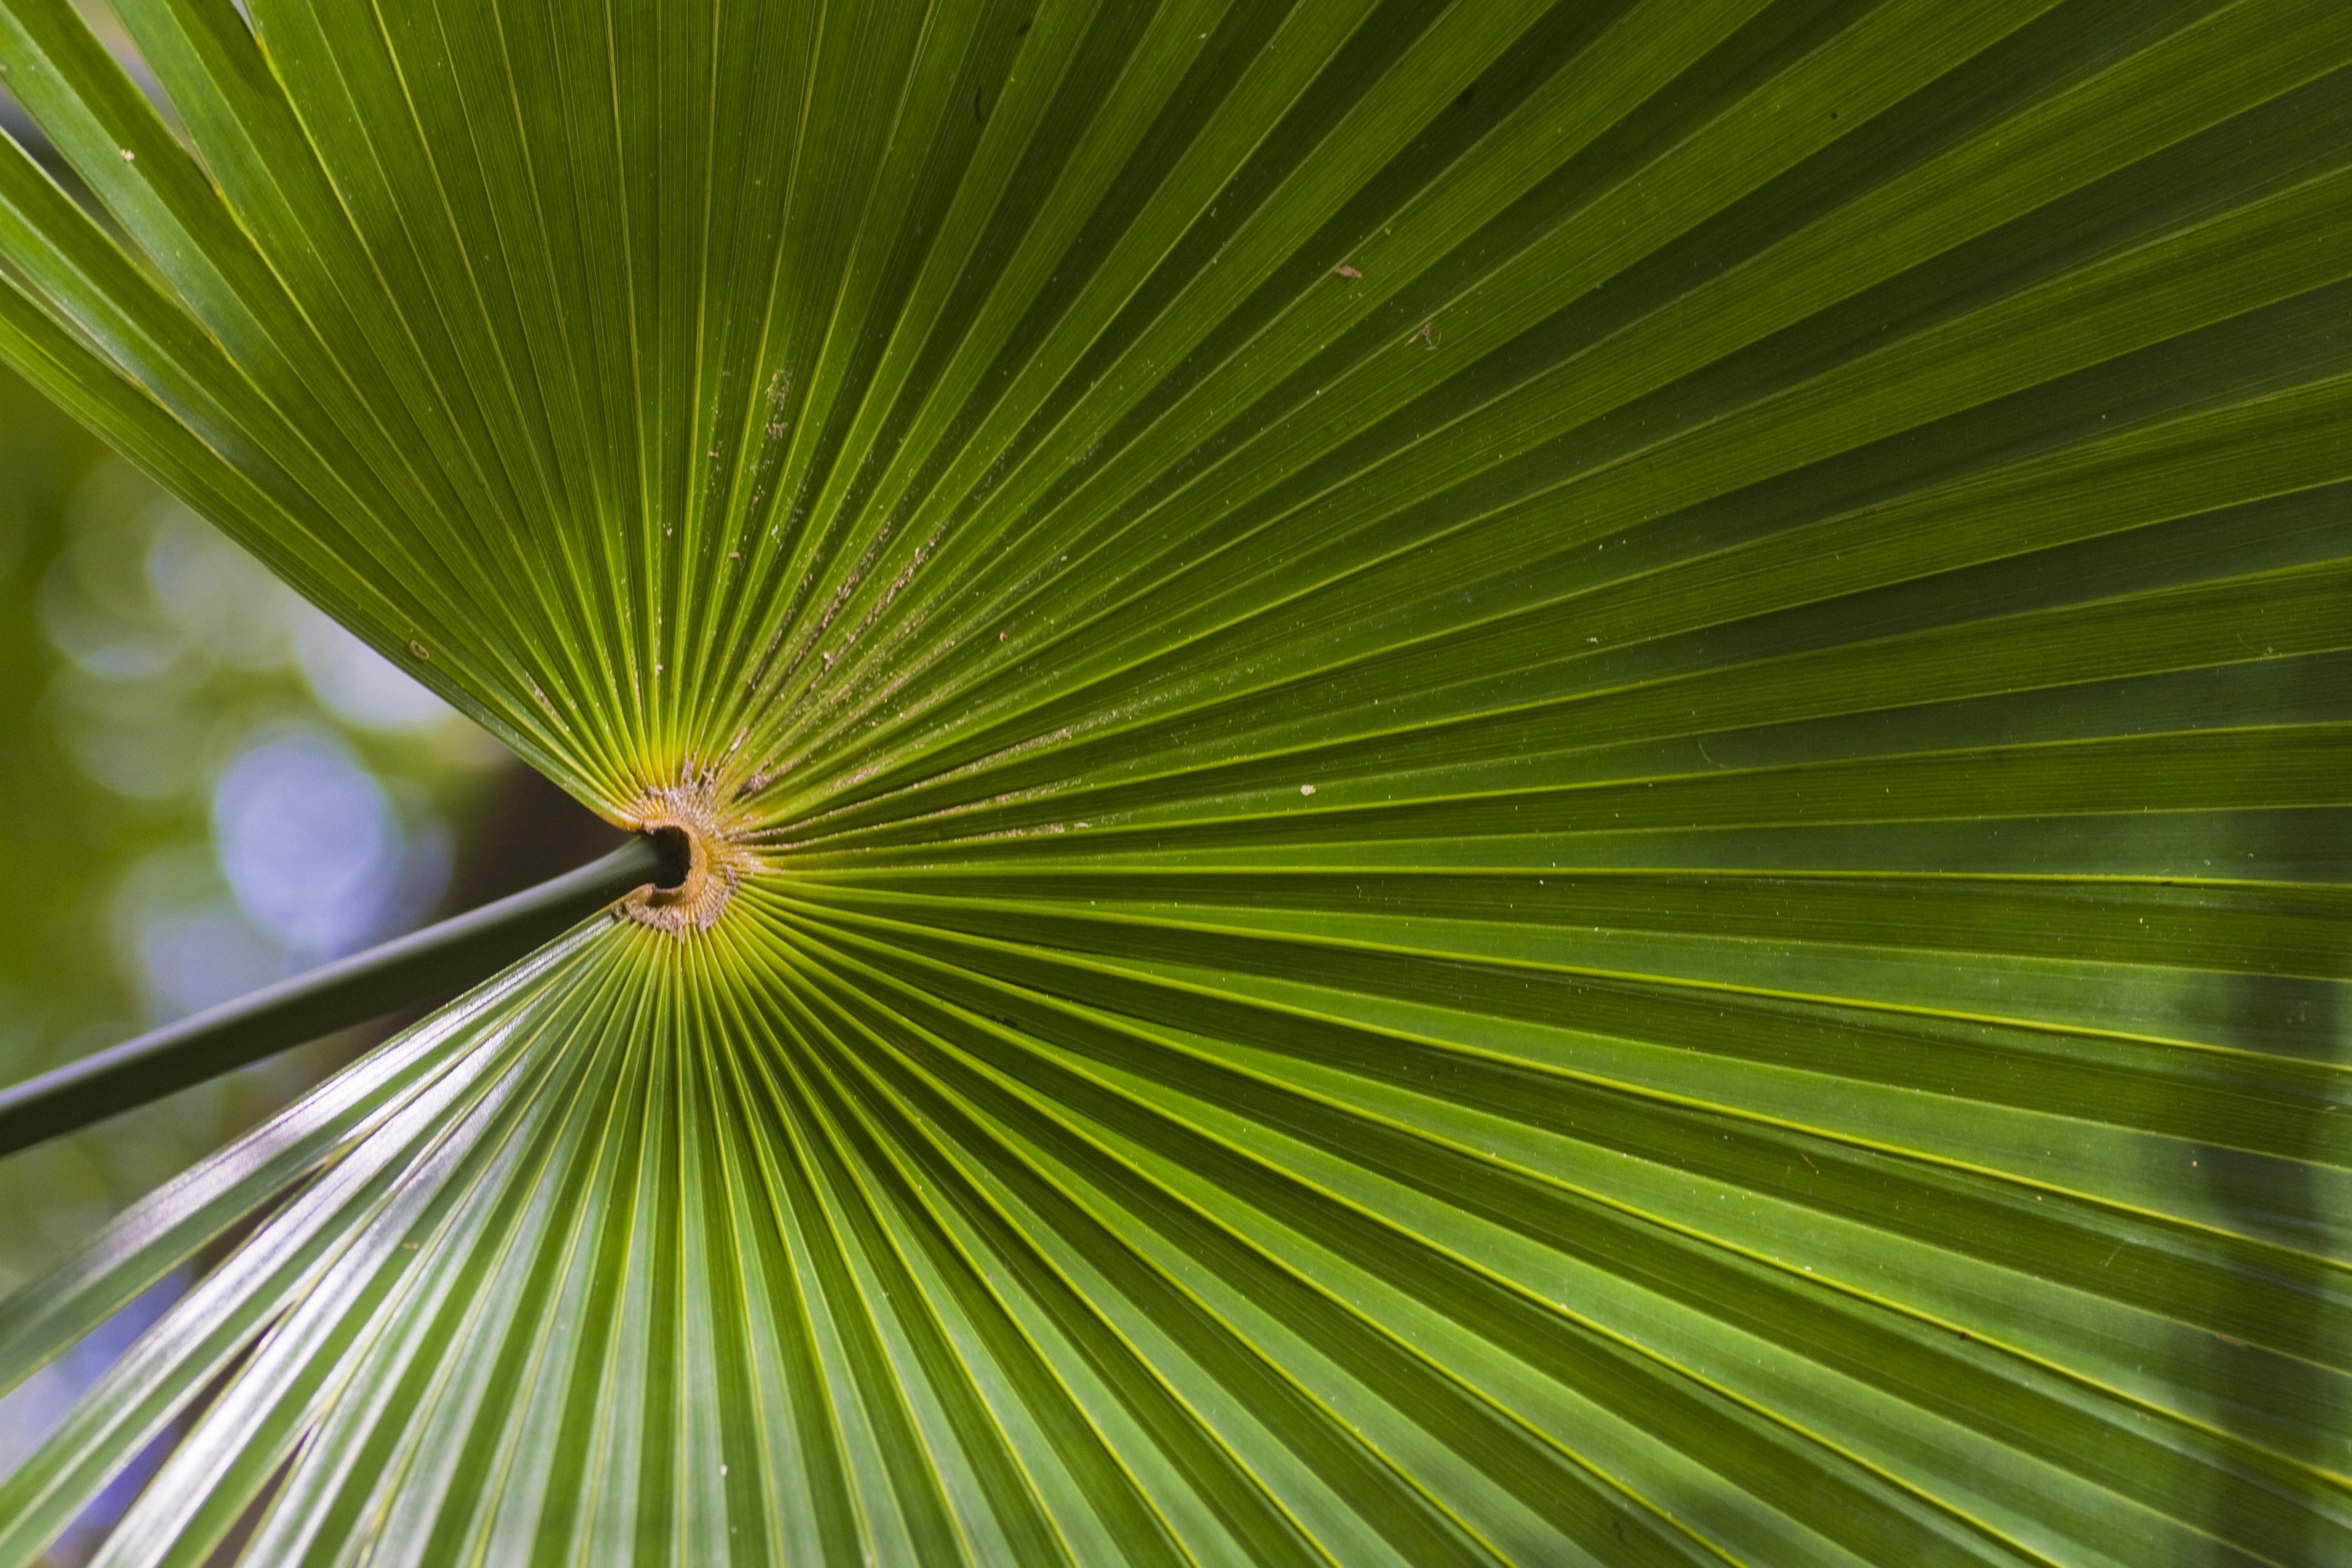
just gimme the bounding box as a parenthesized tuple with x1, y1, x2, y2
(612, 776, 763, 933)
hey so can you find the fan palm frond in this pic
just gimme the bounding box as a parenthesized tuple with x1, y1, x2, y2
(1, 1, 2348, 1562)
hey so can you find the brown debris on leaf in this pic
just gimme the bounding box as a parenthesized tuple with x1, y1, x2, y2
(612, 775, 763, 933)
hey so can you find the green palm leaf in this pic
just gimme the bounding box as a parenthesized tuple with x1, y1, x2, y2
(1, 0, 2347, 1561)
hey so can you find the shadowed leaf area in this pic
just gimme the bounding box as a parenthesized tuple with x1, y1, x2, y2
(0, 0, 2348, 1563)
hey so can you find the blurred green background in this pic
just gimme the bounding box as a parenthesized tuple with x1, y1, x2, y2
(0, 361, 618, 1510)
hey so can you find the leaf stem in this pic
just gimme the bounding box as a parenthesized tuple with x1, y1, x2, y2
(0, 834, 684, 1159)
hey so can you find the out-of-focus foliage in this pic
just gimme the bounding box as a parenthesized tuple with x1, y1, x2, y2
(0, 359, 494, 1294)
(0, 364, 209, 1293)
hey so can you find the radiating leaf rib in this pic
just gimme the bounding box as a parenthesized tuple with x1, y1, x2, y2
(717, 952, 1336, 1568)
(776, 912, 2040, 1568)
(766, 0, 2314, 785)
(239, 953, 655, 1567)
(0, 927, 610, 1409)
(773, 901, 2352, 1559)
(772, 972, 1534, 1568)
(0, 930, 629, 1564)
(94, 959, 644, 1568)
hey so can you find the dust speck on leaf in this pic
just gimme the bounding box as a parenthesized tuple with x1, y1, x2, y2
(1331, 264, 1361, 279)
